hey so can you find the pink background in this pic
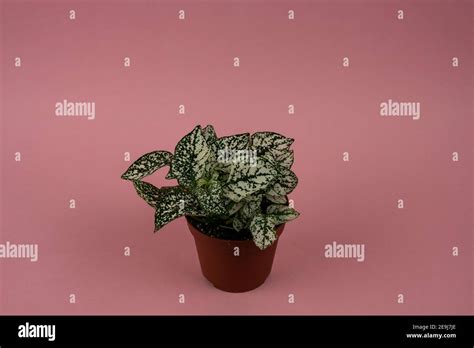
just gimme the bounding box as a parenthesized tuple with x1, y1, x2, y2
(0, 0, 472, 315)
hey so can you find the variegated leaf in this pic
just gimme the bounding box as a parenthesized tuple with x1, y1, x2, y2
(230, 195, 264, 231)
(165, 169, 176, 180)
(223, 160, 277, 202)
(132, 180, 160, 207)
(212, 159, 233, 174)
(168, 126, 211, 187)
(154, 186, 202, 231)
(250, 214, 277, 250)
(240, 195, 263, 219)
(203, 125, 219, 169)
(216, 133, 250, 150)
(226, 199, 244, 215)
(214, 138, 257, 174)
(267, 204, 300, 225)
(232, 214, 246, 231)
(202, 125, 218, 143)
(194, 181, 227, 216)
(121, 151, 172, 180)
(251, 132, 294, 157)
(266, 167, 298, 196)
(276, 149, 294, 169)
(265, 194, 288, 204)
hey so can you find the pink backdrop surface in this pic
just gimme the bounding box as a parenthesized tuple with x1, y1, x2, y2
(0, 0, 472, 315)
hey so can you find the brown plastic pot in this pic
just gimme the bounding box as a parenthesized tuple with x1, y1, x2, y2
(187, 218, 285, 293)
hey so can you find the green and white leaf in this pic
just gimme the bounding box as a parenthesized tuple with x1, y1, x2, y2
(240, 195, 263, 220)
(276, 149, 294, 169)
(223, 159, 277, 202)
(203, 125, 219, 171)
(250, 214, 278, 250)
(216, 133, 250, 150)
(121, 151, 172, 180)
(202, 125, 218, 144)
(251, 132, 294, 158)
(132, 180, 161, 207)
(231, 195, 264, 231)
(266, 167, 298, 196)
(214, 136, 255, 173)
(267, 204, 300, 225)
(212, 160, 233, 174)
(210, 169, 220, 181)
(168, 126, 211, 187)
(193, 181, 227, 216)
(265, 194, 288, 204)
(165, 168, 176, 180)
(232, 213, 246, 231)
(226, 199, 244, 215)
(154, 186, 202, 231)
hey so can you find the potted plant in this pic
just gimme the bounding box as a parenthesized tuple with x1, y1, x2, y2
(121, 125, 300, 292)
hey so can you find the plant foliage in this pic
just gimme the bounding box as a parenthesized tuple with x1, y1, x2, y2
(121, 125, 300, 250)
